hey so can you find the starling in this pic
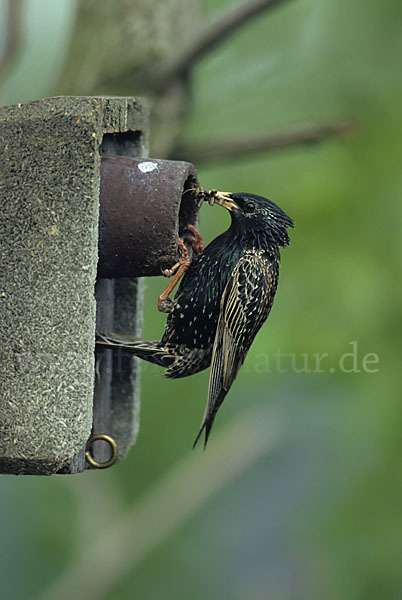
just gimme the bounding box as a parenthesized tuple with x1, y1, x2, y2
(97, 191, 293, 447)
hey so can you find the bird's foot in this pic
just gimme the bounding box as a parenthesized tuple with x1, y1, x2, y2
(161, 238, 189, 278)
(162, 261, 179, 278)
(158, 297, 175, 314)
(186, 224, 205, 256)
(158, 226, 204, 313)
(158, 239, 191, 313)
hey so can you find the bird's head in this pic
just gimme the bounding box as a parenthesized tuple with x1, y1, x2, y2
(208, 190, 294, 250)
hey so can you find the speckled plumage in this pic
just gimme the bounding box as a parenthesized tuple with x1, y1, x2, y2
(97, 192, 293, 447)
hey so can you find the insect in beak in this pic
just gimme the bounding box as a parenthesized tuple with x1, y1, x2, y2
(202, 189, 239, 211)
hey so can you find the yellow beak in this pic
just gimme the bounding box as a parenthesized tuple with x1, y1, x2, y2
(206, 190, 239, 211)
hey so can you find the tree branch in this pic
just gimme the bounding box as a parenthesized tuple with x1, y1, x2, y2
(173, 121, 354, 163)
(149, 0, 292, 92)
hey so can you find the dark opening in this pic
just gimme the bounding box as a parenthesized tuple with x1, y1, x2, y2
(100, 131, 142, 158)
(179, 175, 200, 240)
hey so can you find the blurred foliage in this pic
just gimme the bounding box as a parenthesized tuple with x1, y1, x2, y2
(1, 0, 401, 599)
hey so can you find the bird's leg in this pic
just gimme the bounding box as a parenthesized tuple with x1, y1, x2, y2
(187, 224, 205, 255)
(158, 225, 204, 313)
(161, 226, 203, 278)
(158, 238, 190, 313)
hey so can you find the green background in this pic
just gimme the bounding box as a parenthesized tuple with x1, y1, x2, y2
(1, 0, 401, 598)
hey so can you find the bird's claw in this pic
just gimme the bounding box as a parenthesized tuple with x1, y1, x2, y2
(162, 265, 177, 278)
(158, 227, 203, 313)
(158, 239, 191, 313)
(161, 238, 189, 278)
(158, 297, 175, 314)
(186, 224, 205, 255)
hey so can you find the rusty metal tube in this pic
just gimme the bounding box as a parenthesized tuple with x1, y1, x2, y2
(98, 157, 200, 278)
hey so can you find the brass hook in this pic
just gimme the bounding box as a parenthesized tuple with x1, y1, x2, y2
(85, 433, 118, 469)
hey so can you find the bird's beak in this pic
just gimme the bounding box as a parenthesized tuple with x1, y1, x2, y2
(210, 191, 239, 212)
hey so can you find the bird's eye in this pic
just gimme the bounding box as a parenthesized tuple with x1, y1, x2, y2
(244, 201, 256, 213)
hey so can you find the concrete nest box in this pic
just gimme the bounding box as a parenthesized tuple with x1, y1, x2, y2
(0, 96, 201, 475)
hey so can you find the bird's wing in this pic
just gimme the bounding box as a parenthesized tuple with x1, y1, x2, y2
(193, 252, 278, 447)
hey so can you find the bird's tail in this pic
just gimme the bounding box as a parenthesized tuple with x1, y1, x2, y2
(96, 332, 175, 369)
(192, 389, 227, 450)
